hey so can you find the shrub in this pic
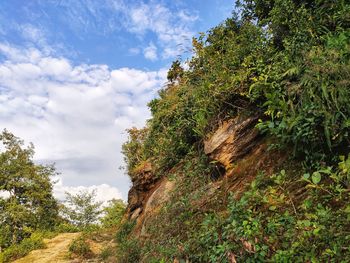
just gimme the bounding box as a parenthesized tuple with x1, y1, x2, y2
(187, 160, 350, 262)
(99, 246, 114, 261)
(115, 220, 141, 262)
(68, 235, 93, 259)
(55, 222, 80, 233)
(0, 232, 45, 263)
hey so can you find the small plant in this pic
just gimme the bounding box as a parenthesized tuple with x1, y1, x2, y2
(115, 220, 136, 243)
(68, 235, 93, 259)
(99, 246, 114, 261)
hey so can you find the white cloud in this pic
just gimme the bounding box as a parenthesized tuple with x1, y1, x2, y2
(36, 0, 198, 60)
(143, 42, 158, 61)
(128, 47, 140, 55)
(0, 44, 167, 200)
(53, 178, 123, 205)
(126, 2, 197, 59)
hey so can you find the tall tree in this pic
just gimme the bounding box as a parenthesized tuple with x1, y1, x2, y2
(61, 189, 103, 228)
(0, 130, 58, 249)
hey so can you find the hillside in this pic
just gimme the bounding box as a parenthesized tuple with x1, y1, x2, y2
(118, 0, 350, 262)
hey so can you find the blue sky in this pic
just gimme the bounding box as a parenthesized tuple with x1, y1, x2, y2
(0, 0, 234, 202)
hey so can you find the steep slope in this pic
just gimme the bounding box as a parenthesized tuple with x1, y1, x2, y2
(118, 1, 350, 262)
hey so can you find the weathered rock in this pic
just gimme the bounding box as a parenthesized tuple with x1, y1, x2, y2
(126, 161, 158, 216)
(140, 178, 175, 236)
(130, 207, 142, 220)
(204, 114, 261, 170)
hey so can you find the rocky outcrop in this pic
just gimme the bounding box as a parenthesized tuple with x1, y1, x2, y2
(125, 113, 285, 237)
(127, 161, 158, 219)
(204, 114, 262, 170)
(140, 178, 175, 236)
(126, 160, 175, 236)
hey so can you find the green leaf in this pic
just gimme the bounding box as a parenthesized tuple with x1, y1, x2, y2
(303, 173, 310, 180)
(312, 172, 322, 184)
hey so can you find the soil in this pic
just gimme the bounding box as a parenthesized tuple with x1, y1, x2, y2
(13, 233, 80, 263)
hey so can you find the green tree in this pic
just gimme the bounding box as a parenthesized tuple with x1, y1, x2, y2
(100, 199, 126, 228)
(61, 189, 102, 228)
(0, 130, 58, 249)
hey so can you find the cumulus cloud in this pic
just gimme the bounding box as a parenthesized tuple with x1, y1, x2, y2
(54, 177, 123, 206)
(0, 43, 167, 201)
(143, 42, 158, 61)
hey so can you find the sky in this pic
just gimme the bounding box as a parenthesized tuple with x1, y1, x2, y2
(0, 0, 234, 203)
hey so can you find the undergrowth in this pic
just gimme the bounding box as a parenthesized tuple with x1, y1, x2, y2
(0, 232, 46, 263)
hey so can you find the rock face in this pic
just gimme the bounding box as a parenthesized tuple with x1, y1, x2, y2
(127, 161, 158, 219)
(204, 114, 261, 170)
(125, 113, 284, 237)
(140, 178, 175, 236)
(126, 162, 175, 237)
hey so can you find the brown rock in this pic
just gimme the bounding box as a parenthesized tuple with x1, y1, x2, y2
(204, 114, 261, 170)
(126, 161, 158, 217)
(140, 178, 175, 236)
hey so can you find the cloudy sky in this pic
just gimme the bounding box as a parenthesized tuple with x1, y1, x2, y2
(0, 0, 234, 202)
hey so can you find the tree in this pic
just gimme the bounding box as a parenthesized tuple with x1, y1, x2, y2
(0, 130, 59, 249)
(61, 189, 103, 228)
(101, 199, 126, 228)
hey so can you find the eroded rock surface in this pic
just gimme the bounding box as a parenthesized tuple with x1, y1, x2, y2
(140, 178, 175, 236)
(204, 114, 261, 170)
(127, 161, 158, 216)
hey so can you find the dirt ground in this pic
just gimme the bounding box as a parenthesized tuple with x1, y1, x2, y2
(13, 233, 80, 263)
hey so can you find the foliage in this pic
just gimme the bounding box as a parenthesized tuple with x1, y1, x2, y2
(0, 232, 45, 263)
(115, 220, 136, 243)
(68, 235, 93, 259)
(100, 199, 126, 228)
(188, 161, 350, 262)
(60, 189, 103, 228)
(241, 0, 350, 160)
(142, 17, 264, 172)
(54, 222, 80, 233)
(98, 245, 114, 261)
(122, 127, 148, 178)
(122, 0, 350, 175)
(0, 130, 59, 250)
(115, 220, 141, 262)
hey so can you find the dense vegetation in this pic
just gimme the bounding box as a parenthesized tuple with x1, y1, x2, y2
(121, 0, 350, 262)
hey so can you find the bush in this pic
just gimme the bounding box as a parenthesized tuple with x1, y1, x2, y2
(115, 220, 141, 262)
(116, 238, 141, 263)
(187, 161, 350, 262)
(101, 199, 126, 228)
(115, 220, 136, 243)
(68, 235, 93, 259)
(0, 232, 45, 263)
(99, 246, 114, 261)
(55, 222, 80, 233)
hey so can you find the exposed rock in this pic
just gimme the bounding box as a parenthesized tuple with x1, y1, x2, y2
(126, 161, 158, 216)
(140, 178, 175, 236)
(143, 178, 175, 213)
(130, 207, 142, 220)
(204, 114, 262, 170)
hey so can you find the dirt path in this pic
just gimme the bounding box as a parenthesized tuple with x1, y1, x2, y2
(13, 232, 80, 263)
